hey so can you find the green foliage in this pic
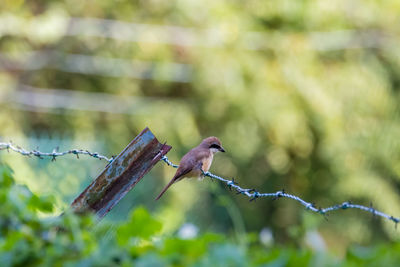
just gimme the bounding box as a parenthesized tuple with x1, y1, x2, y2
(161, 233, 223, 266)
(0, 165, 399, 266)
(117, 207, 162, 242)
(2, 0, 400, 261)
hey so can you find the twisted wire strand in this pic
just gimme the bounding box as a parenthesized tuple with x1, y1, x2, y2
(161, 156, 399, 227)
(0, 142, 114, 163)
(1, 142, 398, 227)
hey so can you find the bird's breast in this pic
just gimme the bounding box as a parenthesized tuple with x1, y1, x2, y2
(202, 153, 214, 172)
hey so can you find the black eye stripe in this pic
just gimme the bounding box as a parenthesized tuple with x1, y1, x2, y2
(210, 144, 220, 149)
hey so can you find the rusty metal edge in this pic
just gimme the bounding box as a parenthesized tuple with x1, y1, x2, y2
(70, 127, 171, 219)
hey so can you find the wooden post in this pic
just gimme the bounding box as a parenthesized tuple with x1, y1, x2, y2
(71, 127, 171, 218)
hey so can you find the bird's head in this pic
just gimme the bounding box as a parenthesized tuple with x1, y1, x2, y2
(200, 136, 225, 154)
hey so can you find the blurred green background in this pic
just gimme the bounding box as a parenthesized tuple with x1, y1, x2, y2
(1, 0, 400, 264)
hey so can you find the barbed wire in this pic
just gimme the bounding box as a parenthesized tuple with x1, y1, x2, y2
(0, 51, 191, 82)
(0, 142, 114, 162)
(161, 156, 400, 228)
(1, 85, 179, 115)
(1, 142, 398, 227)
(0, 15, 389, 51)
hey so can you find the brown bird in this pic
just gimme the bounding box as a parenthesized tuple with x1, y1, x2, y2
(156, 137, 225, 200)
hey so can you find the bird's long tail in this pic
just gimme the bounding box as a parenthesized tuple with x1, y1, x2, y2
(155, 177, 177, 200)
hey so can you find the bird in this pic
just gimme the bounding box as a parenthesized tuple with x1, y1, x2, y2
(155, 136, 225, 200)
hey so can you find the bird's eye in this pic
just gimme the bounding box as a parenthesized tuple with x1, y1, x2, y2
(210, 144, 220, 149)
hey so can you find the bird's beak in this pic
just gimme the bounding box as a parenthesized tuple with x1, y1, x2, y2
(219, 147, 225, 152)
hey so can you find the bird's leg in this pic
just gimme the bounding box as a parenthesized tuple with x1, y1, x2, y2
(198, 162, 208, 180)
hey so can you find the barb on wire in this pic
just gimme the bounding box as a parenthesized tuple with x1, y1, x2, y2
(0, 142, 114, 163)
(161, 156, 400, 227)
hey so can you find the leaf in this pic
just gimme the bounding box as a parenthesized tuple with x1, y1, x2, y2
(0, 165, 14, 188)
(28, 195, 54, 213)
(117, 207, 162, 245)
(161, 233, 224, 265)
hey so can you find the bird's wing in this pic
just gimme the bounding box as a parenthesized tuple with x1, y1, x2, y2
(172, 165, 193, 180)
(155, 148, 210, 200)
